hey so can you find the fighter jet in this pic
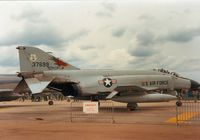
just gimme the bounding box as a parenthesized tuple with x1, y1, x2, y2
(15, 46, 199, 110)
(0, 75, 21, 102)
(0, 89, 21, 101)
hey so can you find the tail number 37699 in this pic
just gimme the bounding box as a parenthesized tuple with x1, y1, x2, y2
(32, 62, 49, 67)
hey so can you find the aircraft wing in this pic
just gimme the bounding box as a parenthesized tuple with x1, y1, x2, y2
(115, 85, 158, 92)
(106, 85, 158, 99)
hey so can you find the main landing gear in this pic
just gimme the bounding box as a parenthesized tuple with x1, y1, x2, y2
(48, 100, 54, 105)
(127, 103, 138, 111)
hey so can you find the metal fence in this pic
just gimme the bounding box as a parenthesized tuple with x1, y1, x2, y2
(68, 99, 200, 125)
(68, 100, 176, 124)
(176, 99, 200, 125)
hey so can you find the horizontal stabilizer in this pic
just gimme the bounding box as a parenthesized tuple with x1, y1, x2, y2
(25, 78, 52, 94)
(13, 79, 29, 94)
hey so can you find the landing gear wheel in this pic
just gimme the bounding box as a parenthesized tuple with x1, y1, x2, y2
(127, 103, 138, 111)
(48, 100, 54, 106)
(67, 98, 71, 102)
(176, 101, 182, 107)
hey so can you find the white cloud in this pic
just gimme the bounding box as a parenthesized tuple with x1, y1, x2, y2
(0, 1, 200, 82)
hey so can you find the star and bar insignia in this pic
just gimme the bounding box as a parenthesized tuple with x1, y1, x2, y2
(98, 78, 117, 88)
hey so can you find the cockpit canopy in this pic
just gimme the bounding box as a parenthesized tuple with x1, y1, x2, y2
(153, 68, 180, 77)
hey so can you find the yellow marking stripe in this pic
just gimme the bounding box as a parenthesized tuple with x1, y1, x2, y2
(166, 112, 199, 123)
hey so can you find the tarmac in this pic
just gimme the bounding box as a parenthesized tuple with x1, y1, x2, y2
(0, 100, 200, 140)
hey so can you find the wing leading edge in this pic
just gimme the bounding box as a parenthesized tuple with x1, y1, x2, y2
(106, 85, 158, 99)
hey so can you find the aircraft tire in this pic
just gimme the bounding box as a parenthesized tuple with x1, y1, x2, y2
(176, 101, 182, 107)
(48, 100, 54, 106)
(127, 103, 138, 111)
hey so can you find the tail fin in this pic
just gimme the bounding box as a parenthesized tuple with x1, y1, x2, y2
(17, 46, 79, 72)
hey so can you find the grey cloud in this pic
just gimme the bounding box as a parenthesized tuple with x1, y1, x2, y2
(2, 6, 89, 47)
(3, 8, 64, 46)
(127, 31, 157, 58)
(128, 57, 157, 70)
(96, 2, 116, 18)
(136, 31, 155, 46)
(129, 47, 157, 57)
(102, 3, 116, 12)
(112, 28, 126, 38)
(12, 7, 44, 23)
(0, 24, 89, 47)
(159, 27, 200, 43)
(67, 30, 89, 42)
(0, 24, 65, 46)
(134, 27, 200, 45)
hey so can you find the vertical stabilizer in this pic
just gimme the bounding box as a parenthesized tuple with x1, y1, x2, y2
(17, 46, 79, 72)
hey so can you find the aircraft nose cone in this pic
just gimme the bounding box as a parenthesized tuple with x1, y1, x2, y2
(190, 80, 200, 90)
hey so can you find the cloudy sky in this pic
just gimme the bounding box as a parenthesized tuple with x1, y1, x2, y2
(0, 0, 200, 82)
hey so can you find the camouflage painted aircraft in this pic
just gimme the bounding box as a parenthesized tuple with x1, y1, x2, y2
(15, 46, 199, 110)
(0, 75, 21, 102)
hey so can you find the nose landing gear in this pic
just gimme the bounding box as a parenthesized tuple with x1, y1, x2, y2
(176, 100, 182, 107)
(176, 91, 183, 107)
(127, 102, 138, 111)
